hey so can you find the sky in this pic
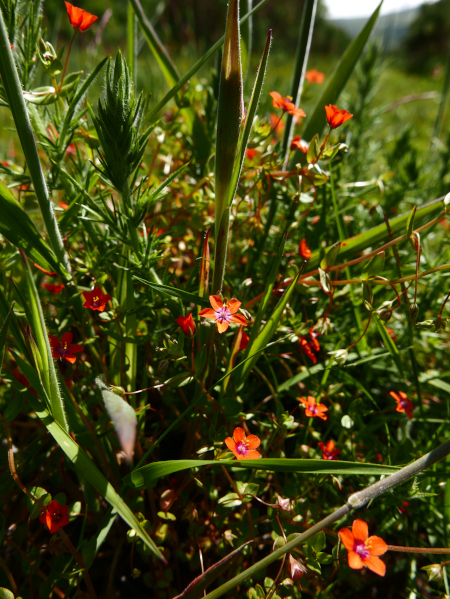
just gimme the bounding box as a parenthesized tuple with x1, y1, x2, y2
(324, 0, 437, 19)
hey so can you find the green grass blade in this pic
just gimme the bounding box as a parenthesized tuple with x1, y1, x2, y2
(243, 230, 287, 359)
(132, 276, 210, 307)
(291, 0, 382, 165)
(307, 196, 443, 270)
(127, 1, 136, 82)
(0, 180, 63, 276)
(240, 0, 252, 84)
(235, 271, 301, 384)
(0, 11, 71, 275)
(20, 381, 164, 561)
(125, 458, 398, 488)
(0, 302, 14, 376)
(375, 315, 404, 378)
(227, 29, 272, 208)
(0, 287, 30, 361)
(281, 0, 318, 162)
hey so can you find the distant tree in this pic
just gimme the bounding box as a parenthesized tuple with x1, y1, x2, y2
(403, 0, 450, 73)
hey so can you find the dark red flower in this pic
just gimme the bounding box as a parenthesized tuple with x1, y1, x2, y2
(39, 500, 70, 534)
(82, 287, 111, 312)
(42, 283, 64, 294)
(299, 328, 320, 364)
(318, 439, 341, 460)
(239, 331, 249, 351)
(325, 104, 353, 129)
(64, 2, 98, 32)
(49, 332, 84, 364)
(176, 314, 196, 337)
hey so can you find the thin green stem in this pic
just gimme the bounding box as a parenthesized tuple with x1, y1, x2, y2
(58, 30, 77, 92)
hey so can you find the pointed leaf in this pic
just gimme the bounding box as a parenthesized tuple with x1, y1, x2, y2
(406, 204, 417, 239)
(375, 315, 403, 378)
(0, 303, 14, 376)
(320, 242, 340, 270)
(133, 276, 209, 307)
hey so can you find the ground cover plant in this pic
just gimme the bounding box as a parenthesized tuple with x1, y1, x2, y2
(1, 0, 450, 597)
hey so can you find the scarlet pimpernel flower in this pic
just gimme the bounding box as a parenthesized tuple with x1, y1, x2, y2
(305, 69, 325, 84)
(239, 331, 250, 351)
(176, 314, 196, 338)
(325, 104, 353, 129)
(64, 2, 98, 32)
(82, 287, 111, 312)
(299, 396, 328, 420)
(225, 427, 261, 460)
(299, 239, 312, 259)
(39, 500, 70, 534)
(291, 136, 309, 153)
(318, 439, 341, 460)
(199, 295, 247, 334)
(42, 283, 64, 294)
(299, 328, 320, 364)
(49, 332, 84, 364)
(389, 390, 413, 419)
(269, 91, 306, 120)
(339, 519, 388, 576)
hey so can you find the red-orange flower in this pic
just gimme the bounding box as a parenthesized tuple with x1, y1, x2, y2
(42, 283, 64, 294)
(49, 332, 84, 364)
(299, 328, 320, 364)
(199, 295, 247, 334)
(270, 113, 285, 138)
(39, 500, 70, 534)
(239, 331, 250, 351)
(389, 390, 413, 420)
(305, 69, 325, 84)
(291, 136, 309, 153)
(269, 91, 306, 120)
(318, 439, 341, 460)
(299, 396, 328, 420)
(82, 286, 111, 312)
(299, 239, 312, 259)
(246, 148, 257, 160)
(225, 427, 261, 460)
(64, 2, 98, 32)
(176, 313, 196, 337)
(325, 104, 353, 129)
(339, 519, 388, 576)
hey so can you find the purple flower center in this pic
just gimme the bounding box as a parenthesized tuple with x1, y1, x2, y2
(215, 306, 231, 324)
(355, 541, 370, 560)
(91, 296, 100, 308)
(57, 342, 69, 358)
(236, 441, 248, 456)
(308, 404, 317, 414)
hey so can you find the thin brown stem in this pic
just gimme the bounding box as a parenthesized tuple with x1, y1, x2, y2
(387, 545, 450, 554)
(58, 31, 77, 92)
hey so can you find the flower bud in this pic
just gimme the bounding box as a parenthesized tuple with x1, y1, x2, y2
(409, 303, 419, 324)
(288, 555, 307, 581)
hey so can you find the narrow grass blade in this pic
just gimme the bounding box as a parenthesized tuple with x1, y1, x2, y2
(240, 0, 252, 84)
(125, 458, 398, 488)
(291, 0, 382, 165)
(0, 180, 62, 276)
(236, 271, 301, 385)
(0, 11, 70, 274)
(199, 228, 211, 299)
(375, 315, 404, 378)
(127, 1, 136, 82)
(0, 287, 30, 360)
(227, 29, 272, 209)
(212, 0, 244, 293)
(281, 0, 318, 162)
(133, 276, 210, 307)
(243, 230, 287, 359)
(0, 303, 14, 376)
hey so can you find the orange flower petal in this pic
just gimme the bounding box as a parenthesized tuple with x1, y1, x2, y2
(64, 355, 77, 364)
(367, 535, 388, 556)
(209, 295, 223, 311)
(226, 299, 241, 314)
(230, 313, 247, 326)
(233, 427, 246, 443)
(269, 91, 282, 108)
(348, 551, 364, 570)
(364, 555, 386, 577)
(339, 528, 355, 551)
(199, 308, 216, 319)
(352, 519, 368, 543)
(245, 434, 261, 450)
(216, 320, 229, 333)
(224, 437, 236, 452)
(389, 391, 399, 401)
(245, 450, 261, 459)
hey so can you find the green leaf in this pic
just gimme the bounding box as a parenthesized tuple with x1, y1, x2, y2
(0, 303, 14, 376)
(320, 242, 340, 270)
(375, 316, 403, 378)
(236, 270, 301, 384)
(17, 373, 163, 561)
(362, 251, 385, 280)
(133, 276, 210, 307)
(292, 0, 383, 161)
(125, 458, 399, 488)
(0, 180, 62, 276)
(406, 204, 417, 239)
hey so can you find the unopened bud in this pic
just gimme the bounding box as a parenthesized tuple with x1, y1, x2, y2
(421, 563, 443, 582)
(110, 385, 126, 397)
(288, 555, 307, 581)
(376, 307, 393, 323)
(328, 349, 348, 366)
(433, 315, 447, 331)
(409, 303, 419, 324)
(158, 360, 169, 372)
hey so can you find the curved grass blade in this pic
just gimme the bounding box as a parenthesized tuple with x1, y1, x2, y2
(0, 180, 62, 276)
(235, 270, 302, 385)
(133, 276, 210, 307)
(291, 0, 383, 166)
(0, 303, 14, 376)
(281, 0, 318, 163)
(125, 458, 398, 488)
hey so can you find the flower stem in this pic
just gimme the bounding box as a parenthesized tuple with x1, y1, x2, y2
(58, 31, 77, 92)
